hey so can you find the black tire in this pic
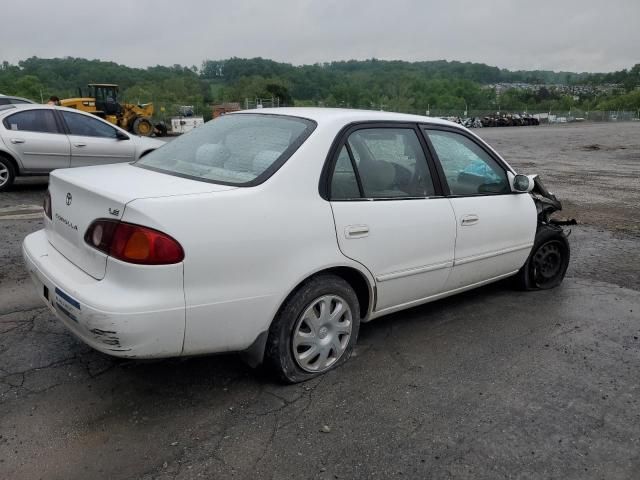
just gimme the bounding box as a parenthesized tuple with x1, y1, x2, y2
(515, 225, 570, 290)
(0, 156, 16, 192)
(154, 122, 168, 137)
(265, 274, 361, 383)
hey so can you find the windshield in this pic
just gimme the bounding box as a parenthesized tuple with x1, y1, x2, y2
(136, 114, 316, 185)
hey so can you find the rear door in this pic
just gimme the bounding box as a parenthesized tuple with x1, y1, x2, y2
(1, 108, 70, 172)
(59, 110, 135, 167)
(423, 127, 536, 291)
(328, 124, 456, 312)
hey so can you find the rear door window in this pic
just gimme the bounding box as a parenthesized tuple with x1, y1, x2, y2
(3, 109, 60, 134)
(332, 128, 435, 199)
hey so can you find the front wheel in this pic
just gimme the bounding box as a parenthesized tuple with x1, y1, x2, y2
(515, 225, 570, 290)
(265, 274, 360, 383)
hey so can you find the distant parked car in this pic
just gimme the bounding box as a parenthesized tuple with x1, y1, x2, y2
(23, 108, 570, 383)
(0, 94, 35, 106)
(0, 104, 164, 191)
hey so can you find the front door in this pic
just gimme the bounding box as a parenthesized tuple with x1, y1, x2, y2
(328, 125, 456, 312)
(424, 128, 537, 291)
(59, 111, 135, 167)
(1, 108, 70, 172)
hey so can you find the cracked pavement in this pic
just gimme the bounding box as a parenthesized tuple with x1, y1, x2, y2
(1, 123, 639, 479)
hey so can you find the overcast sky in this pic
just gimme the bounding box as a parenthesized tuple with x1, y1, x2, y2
(2, 0, 638, 73)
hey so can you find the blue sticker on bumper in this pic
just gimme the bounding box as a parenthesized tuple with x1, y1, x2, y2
(54, 287, 81, 310)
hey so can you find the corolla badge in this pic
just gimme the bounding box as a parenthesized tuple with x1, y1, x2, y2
(66, 192, 72, 206)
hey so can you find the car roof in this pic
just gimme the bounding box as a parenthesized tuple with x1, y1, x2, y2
(0, 94, 35, 103)
(0, 104, 93, 115)
(232, 107, 458, 128)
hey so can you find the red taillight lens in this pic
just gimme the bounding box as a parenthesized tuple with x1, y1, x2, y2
(43, 190, 52, 220)
(85, 220, 184, 265)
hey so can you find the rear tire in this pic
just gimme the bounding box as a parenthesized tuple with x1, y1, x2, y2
(0, 156, 16, 192)
(133, 117, 154, 137)
(265, 274, 360, 383)
(515, 225, 570, 290)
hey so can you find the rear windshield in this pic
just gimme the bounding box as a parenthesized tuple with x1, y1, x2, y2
(136, 114, 316, 186)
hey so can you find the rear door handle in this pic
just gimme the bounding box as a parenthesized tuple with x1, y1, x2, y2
(10, 138, 25, 144)
(461, 214, 479, 226)
(74, 143, 87, 147)
(345, 225, 369, 238)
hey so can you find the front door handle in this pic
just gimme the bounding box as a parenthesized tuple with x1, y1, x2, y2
(10, 138, 25, 144)
(345, 225, 369, 239)
(461, 214, 479, 226)
(74, 143, 87, 147)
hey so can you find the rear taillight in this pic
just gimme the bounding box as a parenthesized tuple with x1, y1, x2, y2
(43, 190, 52, 220)
(84, 220, 184, 265)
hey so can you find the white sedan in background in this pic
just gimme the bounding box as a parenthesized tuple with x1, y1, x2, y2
(0, 104, 163, 191)
(23, 108, 570, 383)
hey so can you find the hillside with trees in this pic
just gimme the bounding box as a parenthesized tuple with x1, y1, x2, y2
(1, 57, 638, 120)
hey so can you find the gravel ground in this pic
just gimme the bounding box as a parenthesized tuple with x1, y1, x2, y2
(0, 122, 639, 480)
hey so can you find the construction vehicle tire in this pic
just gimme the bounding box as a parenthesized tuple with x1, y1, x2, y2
(133, 117, 154, 137)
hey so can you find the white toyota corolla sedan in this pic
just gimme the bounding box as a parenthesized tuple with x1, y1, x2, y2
(23, 108, 570, 382)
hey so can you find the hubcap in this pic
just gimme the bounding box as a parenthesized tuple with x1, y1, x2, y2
(532, 240, 563, 286)
(0, 164, 8, 187)
(292, 295, 353, 373)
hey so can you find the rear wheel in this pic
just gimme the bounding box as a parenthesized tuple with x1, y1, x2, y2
(0, 156, 16, 192)
(515, 225, 570, 290)
(132, 117, 154, 137)
(265, 274, 360, 383)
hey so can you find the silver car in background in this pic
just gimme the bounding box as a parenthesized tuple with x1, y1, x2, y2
(0, 104, 164, 191)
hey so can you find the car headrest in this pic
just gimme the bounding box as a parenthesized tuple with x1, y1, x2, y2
(360, 160, 396, 192)
(253, 150, 281, 172)
(194, 144, 230, 167)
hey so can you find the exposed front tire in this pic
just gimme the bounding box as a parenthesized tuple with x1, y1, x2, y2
(515, 225, 570, 290)
(0, 156, 16, 192)
(265, 274, 360, 383)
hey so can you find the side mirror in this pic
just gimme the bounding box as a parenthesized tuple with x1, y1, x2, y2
(512, 174, 532, 192)
(116, 131, 130, 141)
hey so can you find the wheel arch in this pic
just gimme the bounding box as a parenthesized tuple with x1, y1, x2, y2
(0, 148, 21, 173)
(241, 264, 375, 368)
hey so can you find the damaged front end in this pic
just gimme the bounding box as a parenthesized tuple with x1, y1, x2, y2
(529, 175, 577, 227)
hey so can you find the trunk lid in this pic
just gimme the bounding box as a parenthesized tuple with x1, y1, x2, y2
(47, 163, 236, 279)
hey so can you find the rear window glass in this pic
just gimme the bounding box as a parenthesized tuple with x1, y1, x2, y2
(136, 114, 316, 185)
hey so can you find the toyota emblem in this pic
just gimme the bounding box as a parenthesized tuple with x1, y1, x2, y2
(66, 192, 72, 206)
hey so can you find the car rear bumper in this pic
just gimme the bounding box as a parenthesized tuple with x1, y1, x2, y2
(22, 229, 186, 358)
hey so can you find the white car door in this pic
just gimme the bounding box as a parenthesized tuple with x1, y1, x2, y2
(1, 108, 70, 172)
(423, 127, 537, 291)
(59, 110, 135, 167)
(328, 125, 456, 313)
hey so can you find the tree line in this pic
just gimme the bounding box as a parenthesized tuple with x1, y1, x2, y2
(1, 57, 638, 120)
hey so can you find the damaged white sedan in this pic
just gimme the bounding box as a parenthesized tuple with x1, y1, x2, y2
(23, 108, 570, 382)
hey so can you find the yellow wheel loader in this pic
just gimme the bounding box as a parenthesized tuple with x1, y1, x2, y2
(60, 84, 166, 137)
